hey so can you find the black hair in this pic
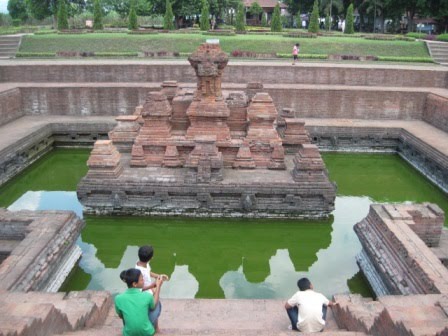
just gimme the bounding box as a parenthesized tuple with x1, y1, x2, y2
(296, 43, 300, 47)
(138, 245, 154, 262)
(297, 277, 311, 291)
(120, 268, 142, 288)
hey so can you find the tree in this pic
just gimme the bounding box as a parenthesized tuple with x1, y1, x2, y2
(164, 0, 175, 30)
(7, 0, 29, 22)
(235, 1, 245, 31)
(285, 0, 314, 18)
(270, 3, 282, 32)
(249, 1, 263, 25)
(128, 0, 138, 30)
(25, 0, 84, 24)
(93, 0, 103, 30)
(200, 0, 210, 31)
(308, 0, 319, 33)
(325, 11, 330, 30)
(261, 12, 267, 27)
(57, 0, 69, 30)
(344, 3, 354, 33)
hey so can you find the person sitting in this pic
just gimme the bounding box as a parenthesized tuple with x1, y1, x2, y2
(285, 277, 335, 333)
(115, 268, 165, 336)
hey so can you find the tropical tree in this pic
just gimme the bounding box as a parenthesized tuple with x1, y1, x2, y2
(164, 0, 175, 30)
(325, 11, 330, 30)
(7, 0, 29, 22)
(249, 1, 263, 25)
(25, 0, 84, 24)
(93, 0, 103, 30)
(128, 0, 138, 29)
(308, 0, 319, 33)
(261, 12, 267, 27)
(344, 3, 354, 33)
(270, 3, 282, 32)
(235, 1, 245, 31)
(57, 0, 69, 30)
(200, 0, 210, 30)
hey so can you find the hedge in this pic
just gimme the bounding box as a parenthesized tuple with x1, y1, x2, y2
(437, 34, 448, 42)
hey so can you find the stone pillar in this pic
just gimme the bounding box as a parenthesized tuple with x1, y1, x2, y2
(87, 140, 123, 178)
(185, 136, 223, 183)
(163, 145, 182, 168)
(108, 115, 140, 153)
(292, 144, 329, 182)
(283, 118, 310, 145)
(160, 80, 179, 104)
(233, 143, 256, 169)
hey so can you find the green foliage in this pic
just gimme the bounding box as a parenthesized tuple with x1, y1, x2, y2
(200, 0, 210, 31)
(308, 0, 319, 33)
(325, 13, 330, 30)
(406, 32, 426, 39)
(163, 0, 175, 30)
(128, 0, 138, 30)
(249, 1, 263, 16)
(261, 12, 267, 27)
(277, 53, 328, 59)
(93, 0, 103, 30)
(437, 34, 448, 42)
(344, 3, 354, 34)
(270, 4, 282, 32)
(7, 0, 29, 21)
(12, 18, 21, 26)
(377, 56, 433, 63)
(16, 51, 56, 57)
(57, 0, 69, 30)
(235, 1, 245, 31)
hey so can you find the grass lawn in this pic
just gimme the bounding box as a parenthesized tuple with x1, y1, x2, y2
(20, 33, 429, 57)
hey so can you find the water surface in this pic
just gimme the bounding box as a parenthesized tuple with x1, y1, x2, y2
(1, 150, 447, 299)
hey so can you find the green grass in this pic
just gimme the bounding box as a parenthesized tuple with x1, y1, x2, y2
(19, 33, 430, 58)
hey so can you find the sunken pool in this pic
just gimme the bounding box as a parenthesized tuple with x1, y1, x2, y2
(0, 149, 447, 299)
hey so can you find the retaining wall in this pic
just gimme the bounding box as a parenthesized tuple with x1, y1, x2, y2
(424, 93, 448, 133)
(0, 63, 447, 87)
(0, 88, 22, 127)
(18, 85, 426, 121)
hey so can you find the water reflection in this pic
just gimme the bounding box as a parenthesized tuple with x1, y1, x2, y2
(8, 191, 371, 298)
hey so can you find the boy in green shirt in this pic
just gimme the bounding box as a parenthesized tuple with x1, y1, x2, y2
(115, 268, 165, 336)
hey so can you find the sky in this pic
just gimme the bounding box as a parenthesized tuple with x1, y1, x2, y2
(0, 0, 7, 14)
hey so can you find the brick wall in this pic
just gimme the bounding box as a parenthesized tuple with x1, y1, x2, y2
(20, 85, 427, 120)
(0, 88, 23, 126)
(423, 94, 448, 133)
(1, 63, 447, 87)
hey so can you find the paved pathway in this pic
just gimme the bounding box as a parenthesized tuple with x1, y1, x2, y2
(58, 299, 365, 336)
(1, 115, 447, 158)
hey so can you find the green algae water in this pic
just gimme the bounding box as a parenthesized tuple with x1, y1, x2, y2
(0, 149, 447, 299)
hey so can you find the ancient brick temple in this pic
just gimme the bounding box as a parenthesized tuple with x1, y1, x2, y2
(78, 42, 336, 218)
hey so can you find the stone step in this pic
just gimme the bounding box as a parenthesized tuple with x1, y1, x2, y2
(0, 291, 112, 336)
(0, 47, 18, 52)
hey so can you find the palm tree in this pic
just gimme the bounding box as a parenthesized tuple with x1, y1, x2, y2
(363, 0, 385, 33)
(320, 0, 344, 31)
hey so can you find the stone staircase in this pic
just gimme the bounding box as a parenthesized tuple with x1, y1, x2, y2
(0, 290, 112, 336)
(426, 41, 448, 65)
(0, 35, 21, 59)
(57, 299, 366, 336)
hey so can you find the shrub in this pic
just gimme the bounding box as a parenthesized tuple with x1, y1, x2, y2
(344, 4, 354, 34)
(284, 32, 317, 38)
(93, 0, 104, 30)
(377, 56, 434, 63)
(163, 0, 175, 30)
(200, 0, 210, 31)
(270, 4, 282, 32)
(308, 0, 319, 33)
(406, 32, 426, 39)
(437, 34, 448, 42)
(57, 0, 69, 30)
(16, 52, 56, 58)
(235, 2, 245, 32)
(12, 19, 21, 27)
(128, 0, 138, 30)
(261, 13, 267, 27)
(325, 13, 330, 31)
(276, 53, 328, 59)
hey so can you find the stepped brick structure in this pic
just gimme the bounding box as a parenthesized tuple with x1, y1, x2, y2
(0, 209, 84, 292)
(355, 203, 448, 296)
(77, 42, 336, 218)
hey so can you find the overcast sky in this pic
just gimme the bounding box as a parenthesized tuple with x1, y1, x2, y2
(0, 0, 7, 14)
